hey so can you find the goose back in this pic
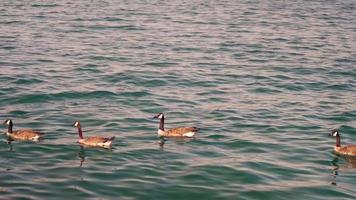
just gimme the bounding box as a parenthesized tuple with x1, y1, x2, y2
(79, 136, 115, 147)
(335, 145, 356, 156)
(7, 130, 43, 141)
(163, 127, 198, 137)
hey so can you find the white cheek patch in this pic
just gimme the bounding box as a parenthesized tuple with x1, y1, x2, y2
(158, 114, 163, 119)
(74, 122, 79, 126)
(333, 132, 338, 136)
(6, 120, 10, 125)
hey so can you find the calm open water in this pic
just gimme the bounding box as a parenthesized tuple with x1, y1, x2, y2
(0, 0, 355, 199)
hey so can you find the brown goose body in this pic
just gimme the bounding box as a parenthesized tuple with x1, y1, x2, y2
(73, 121, 115, 148)
(78, 136, 115, 147)
(7, 130, 43, 141)
(330, 130, 356, 157)
(334, 145, 356, 156)
(154, 113, 198, 137)
(3, 119, 43, 141)
(159, 127, 199, 137)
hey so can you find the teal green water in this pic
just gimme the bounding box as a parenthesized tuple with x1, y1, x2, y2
(1, 0, 355, 199)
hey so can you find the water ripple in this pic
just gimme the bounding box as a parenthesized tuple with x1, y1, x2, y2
(0, 0, 355, 199)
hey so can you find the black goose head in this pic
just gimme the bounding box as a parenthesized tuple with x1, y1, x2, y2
(330, 129, 340, 137)
(73, 121, 81, 128)
(3, 119, 12, 126)
(153, 113, 164, 119)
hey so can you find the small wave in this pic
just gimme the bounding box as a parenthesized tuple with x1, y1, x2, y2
(31, 4, 59, 7)
(10, 91, 118, 104)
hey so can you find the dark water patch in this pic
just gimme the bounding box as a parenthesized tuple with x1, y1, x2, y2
(101, 17, 127, 22)
(328, 69, 356, 77)
(197, 89, 227, 96)
(250, 87, 282, 94)
(119, 91, 151, 98)
(0, 20, 25, 25)
(232, 52, 247, 58)
(139, 79, 167, 87)
(206, 134, 228, 140)
(1, 46, 16, 50)
(294, 81, 328, 91)
(144, 61, 178, 67)
(36, 59, 55, 63)
(87, 25, 144, 31)
(248, 58, 268, 63)
(87, 55, 130, 62)
(339, 111, 356, 121)
(31, 4, 60, 7)
(8, 110, 31, 116)
(194, 62, 226, 66)
(0, 35, 18, 39)
(172, 47, 202, 52)
(326, 83, 354, 91)
(177, 80, 219, 88)
(0, 75, 16, 82)
(319, 113, 356, 123)
(277, 83, 305, 91)
(335, 57, 355, 64)
(219, 41, 244, 47)
(292, 67, 320, 75)
(12, 78, 43, 85)
(32, 15, 47, 19)
(79, 64, 103, 73)
(271, 74, 294, 81)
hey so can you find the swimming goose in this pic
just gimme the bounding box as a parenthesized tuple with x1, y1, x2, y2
(330, 129, 356, 156)
(153, 113, 198, 137)
(73, 121, 115, 148)
(2, 119, 44, 141)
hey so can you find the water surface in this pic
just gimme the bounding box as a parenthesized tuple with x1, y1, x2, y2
(0, 0, 355, 199)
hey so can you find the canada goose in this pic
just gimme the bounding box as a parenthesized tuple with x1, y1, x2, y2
(153, 113, 198, 137)
(2, 119, 44, 141)
(73, 121, 115, 148)
(330, 129, 356, 156)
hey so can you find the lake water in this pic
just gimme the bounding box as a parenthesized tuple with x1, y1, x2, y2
(0, 0, 355, 199)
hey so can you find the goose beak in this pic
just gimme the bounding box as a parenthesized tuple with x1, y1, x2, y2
(153, 116, 158, 119)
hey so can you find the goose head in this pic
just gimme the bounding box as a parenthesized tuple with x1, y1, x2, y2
(3, 119, 12, 125)
(153, 113, 164, 119)
(73, 121, 81, 128)
(330, 129, 340, 137)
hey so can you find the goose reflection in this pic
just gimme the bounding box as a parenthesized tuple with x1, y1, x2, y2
(77, 146, 86, 167)
(77, 146, 115, 167)
(158, 137, 167, 150)
(330, 155, 356, 186)
(330, 157, 339, 186)
(5, 139, 13, 151)
(332, 155, 356, 169)
(157, 136, 195, 150)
